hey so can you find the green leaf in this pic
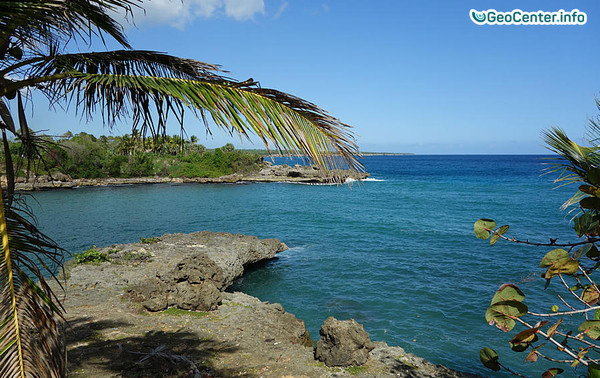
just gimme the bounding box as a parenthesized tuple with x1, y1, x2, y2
(479, 348, 500, 372)
(574, 212, 598, 237)
(474, 219, 496, 240)
(595, 310, 600, 321)
(490, 225, 509, 246)
(542, 368, 564, 378)
(486, 300, 528, 332)
(588, 363, 600, 378)
(587, 167, 600, 186)
(582, 287, 600, 305)
(490, 284, 525, 305)
(547, 319, 563, 338)
(578, 320, 600, 339)
(545, 258, 579, 278)
(540, 249, 569, 268)
(574, 244, 594, 260)
(581, 197, 600, 210)
(509, 328, 538, 352)
(588, 244, 600, 258)
(525, 343, 544, 363)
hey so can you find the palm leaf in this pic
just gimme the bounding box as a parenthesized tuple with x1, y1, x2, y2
(542, 127, 600, 210)
(0, 192, 65, 377)
(0, 0, 138, 56)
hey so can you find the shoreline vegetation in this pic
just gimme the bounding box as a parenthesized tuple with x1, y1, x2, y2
(57, 231, 477, 377)
(3, 132, 370, 191)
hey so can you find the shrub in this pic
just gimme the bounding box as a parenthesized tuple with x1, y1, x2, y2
(73, 246, 110, 265)
(475, 125, 600, 377)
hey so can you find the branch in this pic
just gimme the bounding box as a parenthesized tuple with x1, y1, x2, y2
(528, 306, 600, 317)
(516, 318, 587, 365)
(495, 232, 599, 248)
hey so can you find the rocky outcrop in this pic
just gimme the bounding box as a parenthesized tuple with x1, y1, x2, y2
(315, 317, 375, 367)
(66, 232, 287, 312)
(59, 232, 480, 377)
(11, 162, 369, 191)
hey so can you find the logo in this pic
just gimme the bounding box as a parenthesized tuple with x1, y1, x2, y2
(470, 9, 587, 26)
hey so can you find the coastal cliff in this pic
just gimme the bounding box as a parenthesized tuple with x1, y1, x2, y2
(57, 232, 478, 377)
(13, 162, 369, 191)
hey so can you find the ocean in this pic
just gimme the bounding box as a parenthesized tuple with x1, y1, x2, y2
(27, 155, 581, 376)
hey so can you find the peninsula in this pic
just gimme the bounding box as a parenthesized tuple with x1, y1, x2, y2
(59, 231, 479, 377)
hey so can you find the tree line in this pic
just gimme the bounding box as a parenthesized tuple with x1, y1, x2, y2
(4, 131, 263, 179)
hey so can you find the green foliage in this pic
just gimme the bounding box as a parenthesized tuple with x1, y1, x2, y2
(479, 348, 500, 372)
(475, 121, 600, 376)
(473, 219, 496, 239)
(74, 246, 110, 265)
(140, 237, 160, 244)
(0, 133, 264, 180)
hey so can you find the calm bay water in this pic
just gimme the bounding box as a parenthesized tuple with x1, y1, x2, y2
(27, 155, 580, 376)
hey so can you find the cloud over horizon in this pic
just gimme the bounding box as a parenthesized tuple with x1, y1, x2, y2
(126, 0, 265, 29)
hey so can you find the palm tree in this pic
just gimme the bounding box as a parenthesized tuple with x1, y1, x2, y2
(0, 0, 362, 376)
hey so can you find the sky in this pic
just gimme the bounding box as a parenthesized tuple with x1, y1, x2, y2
(24, 0, 600, 153)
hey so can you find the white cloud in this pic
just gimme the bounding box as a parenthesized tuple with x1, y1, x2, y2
(224, 0, 265, 21)
(126, 0, 265, 29)
(273, 1, 288, 19)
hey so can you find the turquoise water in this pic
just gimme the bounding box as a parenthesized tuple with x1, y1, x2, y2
(27, 155, 580, 376)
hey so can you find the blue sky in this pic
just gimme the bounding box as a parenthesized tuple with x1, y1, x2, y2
(27, 0, 600, 153)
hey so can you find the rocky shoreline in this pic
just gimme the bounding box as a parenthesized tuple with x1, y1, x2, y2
(56, 231, 478, 377)
(14, 163, 370, 191)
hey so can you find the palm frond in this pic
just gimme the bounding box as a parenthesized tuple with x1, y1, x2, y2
(542, 127, 600, 210)
(0, 0, 138, 56)
(25, 71, 361, 172)
(0, 192, 65, 377)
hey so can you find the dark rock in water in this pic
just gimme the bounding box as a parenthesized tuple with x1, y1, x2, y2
(315, 316, 375, 367)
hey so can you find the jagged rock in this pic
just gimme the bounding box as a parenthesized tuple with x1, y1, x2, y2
(315, 316, 375, 367)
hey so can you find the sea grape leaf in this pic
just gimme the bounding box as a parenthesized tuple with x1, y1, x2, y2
(595, 310, 600, 321)
(474, 219, 496, 240)
(542, 368, 564, 378)
(581, 197, 600, 210)
(573, 243, 593, 260)
(490, 284, 525, 305)
(578, 320, 600, 339)
(547, 319, 563, 338)
(582, 286, 600, 305)
(486, 300, 528, 332)
(490, 225, 509, 246)
(574, 212, 598, 237)
(587, 167, 600, 186)
(479, 347, 500, 372)
(588, 244, 600, 258)
(509, 328, 539, 352)
(540, 249, 569, 268)
(544, 258, 579, 279)
(525, 343, 545, 363)
(588, 363, 600, 378)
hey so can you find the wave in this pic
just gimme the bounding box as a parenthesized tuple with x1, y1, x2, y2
(344, 177, 385, 183)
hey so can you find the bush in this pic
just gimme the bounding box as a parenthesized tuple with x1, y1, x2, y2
(475, 124, 600, 377)
(73, 246, 110, 265)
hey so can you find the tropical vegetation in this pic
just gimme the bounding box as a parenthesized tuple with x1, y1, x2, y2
(475, 113, 600, 377)
(0, 0, 361, 376)
(3, 131, 263, 179)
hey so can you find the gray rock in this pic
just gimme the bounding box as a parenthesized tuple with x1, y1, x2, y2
(315, 316, 375, 367)
(121, 231, 285, 311)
